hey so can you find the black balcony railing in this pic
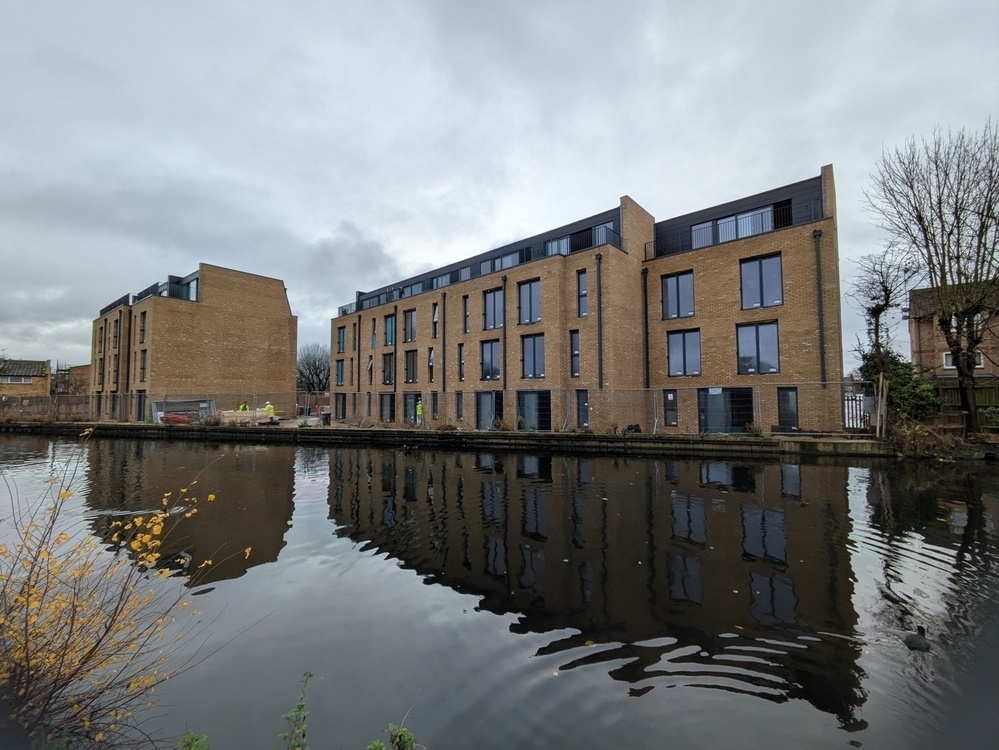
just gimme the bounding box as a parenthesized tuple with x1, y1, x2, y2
(645, 198, 822, 261)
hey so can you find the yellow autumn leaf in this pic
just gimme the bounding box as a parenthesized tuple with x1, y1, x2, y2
(58, 489, 73, 500)
(207, 493, 216, 502)
(244, 546, 252, 559)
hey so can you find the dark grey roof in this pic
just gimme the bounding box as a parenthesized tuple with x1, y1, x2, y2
(908, 288, 937, 318)
(909, 284, 999, 319)
(1, 359, 48, 377)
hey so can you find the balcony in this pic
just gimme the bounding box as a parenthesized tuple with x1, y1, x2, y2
(645, 197, 822, 261)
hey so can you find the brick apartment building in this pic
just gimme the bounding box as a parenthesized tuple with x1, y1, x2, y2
(330, 166, 842, 434)
(91, 263, 298, 421)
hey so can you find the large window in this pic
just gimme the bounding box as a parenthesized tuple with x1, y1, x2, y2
(668, 330, 701, 376)
(577, 270, 588, 316)
(334, 393, 347, 420)
(139, 350, 148, 382)
(336, 326, 346, 353)
(481, 340, 500, 380)
(403, 309, 416, 342)
(476, 390, 503, 430)
(483, 288, 504, 330)
(740, 254, 783, 309)
(384, 314, 395, 346)
(335, 359, 345, 386)
(576, 389, 589, 428)
(697, 387, 753, 433)
(777, 387, 798, 430)
(382, 352, 395, 385)
(522, 334, 545, 378)
(516, 390, 552, 431)
(737, 322, 779, 374)
(569, 330, 580, 377)
(404, 350, 418, 383)
(693, 204, 783, 249)
(379, 393, 395, 423)
(519, 279, 541, 324)
(662, 271, 694, 319)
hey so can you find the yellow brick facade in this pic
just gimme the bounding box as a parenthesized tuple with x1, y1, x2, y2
(331, 166, 844, 434)
(91, 264, 297, 421)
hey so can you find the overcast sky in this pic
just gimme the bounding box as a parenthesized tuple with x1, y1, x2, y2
(1, 1, 996, 373)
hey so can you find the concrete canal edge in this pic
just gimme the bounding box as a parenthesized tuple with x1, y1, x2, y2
(0, 422, 906, 459)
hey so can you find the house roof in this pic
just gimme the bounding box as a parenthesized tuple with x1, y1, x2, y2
(1, 359, 49, 377)
(908, 284, 999, 319)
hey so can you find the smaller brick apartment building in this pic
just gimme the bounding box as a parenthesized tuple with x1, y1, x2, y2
(330, 166, 843, 434)
(908, 286, 999, 381)
(91, 264, 298, 421)
(0, 359, 51, 398)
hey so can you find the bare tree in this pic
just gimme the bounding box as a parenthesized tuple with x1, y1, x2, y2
(847, 245, 920, 371)
(297, 342, 330, 392)
(865, 120, 999, 433)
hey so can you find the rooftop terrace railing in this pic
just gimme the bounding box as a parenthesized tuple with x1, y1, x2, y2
(644, 198, 822, 261)
(338, 222, 621, 317)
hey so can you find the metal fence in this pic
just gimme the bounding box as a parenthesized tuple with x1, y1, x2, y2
(2, 383, 876, 437)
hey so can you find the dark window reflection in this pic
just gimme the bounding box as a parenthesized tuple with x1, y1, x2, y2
(750, 572, 797, 625)
(481, 480, 502, 525)
(523, 488, 549, 540)
(781, 464, 801, 499)
(672, 494, 707, 544)
(668, 554, 703, 603)
(572, 493, 585, 548)
(520, 545, 545, 592)
(485, 536, 507, 578)
(700, 462, 756, 492)
(404, 466, 418, 502)
(578, 459, 591, 483)
(742, 505, 787, 563)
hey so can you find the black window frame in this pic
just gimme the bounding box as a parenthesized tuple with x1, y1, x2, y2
(481, 339, 500, 381)
(518, 278, 542, 324)
(662, 271, 695, 319)
(404, 349, 418, 383)
(740, 254, 783, 310)
(522, 333, 545, 379)
(403, 309, 416, 342)
(577, 269, 588, 316)
(483, 288, 504, 330)
(737, 321, 780, 375)
(569, 330, 580, 378)
(667, 329, 701, 377)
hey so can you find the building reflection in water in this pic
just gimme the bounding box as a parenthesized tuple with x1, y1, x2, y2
(328, 449, 866, 728)
(83, 439, 296, 585)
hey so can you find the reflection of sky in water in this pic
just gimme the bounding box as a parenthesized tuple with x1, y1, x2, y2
(2, 437, 998, 750)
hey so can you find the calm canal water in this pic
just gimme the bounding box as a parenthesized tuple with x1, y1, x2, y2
(1, 435, 998, 749)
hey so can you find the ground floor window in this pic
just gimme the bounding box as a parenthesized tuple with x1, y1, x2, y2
(431, 391, 439, 420)
(456, 391, 464, 421)
(403, 392, 422, 424)
(516, 390, 551, 431)
(576, 389, 589, 429)
(334, 393, 347, 420)
(476, 390, 504, 430)
(663, 389, 678, 427)
(777, 387, 798, 431)
(379, 393, 395, 423)
(697, 387, 753, 433)
(136, 391, 147, 422)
